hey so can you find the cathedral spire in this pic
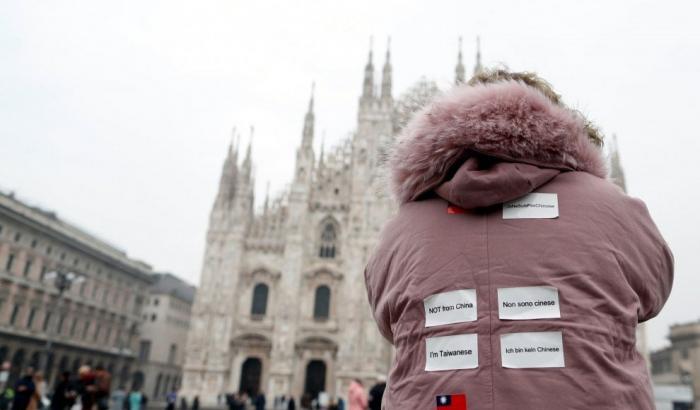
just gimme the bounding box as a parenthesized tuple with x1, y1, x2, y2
(242, 126, 253, 178)
(302, 82, 315, 147)
(473, 36, 483, 76)
(231, 126, 240, 163)
(381, 37, 392, 100)
(455, 36, 466, 85)
(362, 37, 375, 99)
(609, 133, 627, 191)
(263, 181, 270, 214)
(319, 131, 325, 167)
(215, 128, 239, 205)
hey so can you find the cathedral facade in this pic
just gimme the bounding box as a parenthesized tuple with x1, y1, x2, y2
(180, 41, 472, 404)
(181, 39, 638, 404)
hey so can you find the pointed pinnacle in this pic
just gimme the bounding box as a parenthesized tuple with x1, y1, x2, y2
(228, 125, 238, 152)
(246, 126, 254, 158)
(458, 36, 463, 60)
(309, 81, 315, 112)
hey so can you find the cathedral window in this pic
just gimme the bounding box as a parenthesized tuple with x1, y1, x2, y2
(313, 285, 331, 320)
(318, 222, 337, 258)
(251, 283, 269, 317)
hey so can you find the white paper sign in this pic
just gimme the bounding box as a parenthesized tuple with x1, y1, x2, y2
(500, 331, 565, 368)
(498, 286, 560, 320)
(424, 289, 477, 327)
(425, 333, 479, 371)
(503, 193, 559, 219)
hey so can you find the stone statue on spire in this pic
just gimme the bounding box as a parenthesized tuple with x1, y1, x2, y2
(362, 37, 375, 100)
(455, 36, 466, 85)
(473, 36, 483, 76)
(381, 37, 392, 101)
(302, 82, 315, 147)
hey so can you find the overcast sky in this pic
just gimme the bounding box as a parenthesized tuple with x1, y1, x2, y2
(1, 0, 699, 350)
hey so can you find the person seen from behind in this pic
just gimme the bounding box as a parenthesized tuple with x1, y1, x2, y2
(32, 371, 46, 410)
(165, 389, 176, 410)
(364, 69, 674, 409)
(367, 378, 385, 410)
(51, 372, 76, 410)
(93, 366, 111, 410)
(125, 387, 147, 410)
(76, 366, 96, 410)
(347, 379, 366, 410)
(12, 367, 36, 410)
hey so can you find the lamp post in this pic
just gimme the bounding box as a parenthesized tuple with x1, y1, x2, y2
(41, 268, 84, 375)
(115, 320, 139, 390)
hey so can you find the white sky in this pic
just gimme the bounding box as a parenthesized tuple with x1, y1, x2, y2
(1, 0, 699, 350)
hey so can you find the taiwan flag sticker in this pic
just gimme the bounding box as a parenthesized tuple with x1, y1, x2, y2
(436, 394, 467, 410)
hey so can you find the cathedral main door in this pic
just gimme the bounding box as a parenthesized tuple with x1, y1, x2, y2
(239, 357, 262, 396)
(303, 360, 326, 400)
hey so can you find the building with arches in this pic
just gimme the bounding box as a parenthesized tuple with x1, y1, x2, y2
(181, 39, 476, 405)
(0, 191, 153, 390)
(181, 39, 638, 404)
(138, 272, 196, 403)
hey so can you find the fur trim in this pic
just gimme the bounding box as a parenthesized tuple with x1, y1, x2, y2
(389, 80, 607, 203)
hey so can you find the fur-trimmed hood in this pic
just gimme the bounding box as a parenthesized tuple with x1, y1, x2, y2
(389, 80, 607, 205)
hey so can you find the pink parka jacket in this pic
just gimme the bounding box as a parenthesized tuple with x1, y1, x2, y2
(364, 80, 674, 410)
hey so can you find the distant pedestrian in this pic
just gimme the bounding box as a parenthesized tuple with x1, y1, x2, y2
(51, 372, 77, 410)
(191, 396, 199, 410)
(110, 386, 126, 410)
(286, 396, 295, 410)
(94, 366, 111, 410)
(12, 367, 36, 410)
(165, 390, 176, 410)
(179, 396, 188, 410)
(347, 380, 366, 410)
(125, 388, 147, 410)
(0, 386, 13, 410)
(367, 379, 385, 410)
(0, 361, 10, 410)
(77, 366, 96, 410)
(254, 392, 265, 410)
(33, 371, 47, 410)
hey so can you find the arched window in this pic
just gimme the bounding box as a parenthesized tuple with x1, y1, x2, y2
(250, 283, 269, 317)
(154, 373, 163, 398)
(168, 344, 177, 364)
(313, 285, 331, 320)
(318, 222, 337, 258)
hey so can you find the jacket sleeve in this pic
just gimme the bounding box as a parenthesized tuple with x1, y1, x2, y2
(619, 197, 674, 323)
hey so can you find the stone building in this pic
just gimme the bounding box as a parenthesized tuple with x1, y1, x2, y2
(182, 38, 639, 404)
(0, 191, 153, 388)
(181, 39, 481, 405)
(139, 272, 196, 402)
(651, 321, 700, 406)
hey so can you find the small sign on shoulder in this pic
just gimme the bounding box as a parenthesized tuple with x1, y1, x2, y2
(503, 193, 559, 219)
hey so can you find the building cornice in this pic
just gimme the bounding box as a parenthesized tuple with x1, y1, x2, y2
(0, 194, 153, 283)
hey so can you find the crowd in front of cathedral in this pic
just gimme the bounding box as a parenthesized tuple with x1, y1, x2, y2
(215, 378, 386, 410)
